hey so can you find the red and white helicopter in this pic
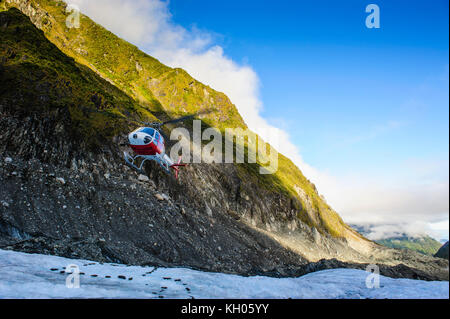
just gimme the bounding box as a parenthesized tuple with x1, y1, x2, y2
(123, 115, 192, 179)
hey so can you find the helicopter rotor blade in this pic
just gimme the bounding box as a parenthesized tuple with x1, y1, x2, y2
(79, 106, 215, 131)
(161, 114, 195, 126)
(159, 129, 170, 141)
(161, 109, 214, 126)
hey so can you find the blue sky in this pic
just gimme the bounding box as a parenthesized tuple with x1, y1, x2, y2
(69, 0, 448, 239)
(168, 0, 449, 176)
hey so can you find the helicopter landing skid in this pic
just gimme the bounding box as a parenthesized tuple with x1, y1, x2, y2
(123, 151, 170, 174)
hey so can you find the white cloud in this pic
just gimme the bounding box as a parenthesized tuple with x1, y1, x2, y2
(355, 221, 448, 241)
(429, 220, 450, 241)
(360, 223, 429, 241)
(65, 0, 448, 238)
(317, 159, 449, 240)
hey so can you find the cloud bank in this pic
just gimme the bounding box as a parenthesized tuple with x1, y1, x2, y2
(66, 0, 448, 240)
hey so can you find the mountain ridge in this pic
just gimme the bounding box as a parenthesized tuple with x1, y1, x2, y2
(1, 0, 350, 239)
(377, 236, 443, 256)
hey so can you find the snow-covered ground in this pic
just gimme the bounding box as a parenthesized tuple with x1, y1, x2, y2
(0, 249, 448, 299)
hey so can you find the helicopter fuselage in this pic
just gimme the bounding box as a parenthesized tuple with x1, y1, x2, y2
(124, 125, 186, 178)
(128, 127, 165, 156)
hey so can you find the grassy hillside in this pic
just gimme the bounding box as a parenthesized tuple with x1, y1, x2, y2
(0, 7, 158, 150)
(377, 236, 443, 256)
(351, 225, 442, 256)
(1, 1, 351, 238)
(2, 0, 244, 130)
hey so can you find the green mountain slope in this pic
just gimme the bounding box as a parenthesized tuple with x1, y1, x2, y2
(0, 8, 158, 152)
(377, 236, 443, 256)
(1, 0, 352, 239)
(351, 224, 442, 256)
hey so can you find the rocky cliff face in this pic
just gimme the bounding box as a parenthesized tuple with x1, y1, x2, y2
(0, 4, 448, 280)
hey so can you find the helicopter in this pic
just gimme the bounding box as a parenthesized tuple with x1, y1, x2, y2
(123, 114, 194, 179)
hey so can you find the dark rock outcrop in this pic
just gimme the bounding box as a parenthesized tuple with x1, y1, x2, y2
(435, 242, 449, 260)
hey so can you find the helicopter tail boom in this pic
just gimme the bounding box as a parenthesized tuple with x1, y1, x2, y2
(169, 156, 187, 179)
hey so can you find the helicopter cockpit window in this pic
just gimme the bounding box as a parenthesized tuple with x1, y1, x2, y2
(140, 127, 155, 136)
(154, 131, 160, 142)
